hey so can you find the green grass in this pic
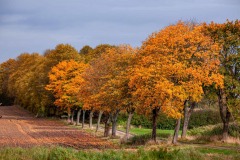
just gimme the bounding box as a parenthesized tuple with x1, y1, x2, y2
(118, 127, 182, 145)
(130, 128, 178, 136)
(198, 147, 240, 155)
(126, 129, 181, 145)
(1, 146, 239, 160)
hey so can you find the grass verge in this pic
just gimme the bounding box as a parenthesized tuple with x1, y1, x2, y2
(1, 146, 239, 160)
(198, 147, 239, 155)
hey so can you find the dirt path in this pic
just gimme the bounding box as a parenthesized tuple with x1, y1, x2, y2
(0, 106, 114, 149)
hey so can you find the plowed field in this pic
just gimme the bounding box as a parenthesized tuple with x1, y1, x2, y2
(0, 106, 113, 149)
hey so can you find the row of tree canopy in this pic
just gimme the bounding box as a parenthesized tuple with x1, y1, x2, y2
(0, 20, 239, 143)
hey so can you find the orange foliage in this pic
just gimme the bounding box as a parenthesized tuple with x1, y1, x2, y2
(45, 60, 88, 112)
(129, 21, 223, 119)
(80, 45, 136, 113)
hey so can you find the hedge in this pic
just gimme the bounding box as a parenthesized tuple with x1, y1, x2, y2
(118, 109, 223, 130)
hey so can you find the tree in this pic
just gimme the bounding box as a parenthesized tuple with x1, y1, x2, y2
(45, 60, 88, 122)
(29, 56, 55, 116)
(129, 21, 223, 142)
(40, 43, 82, 116)
(181, 101, 196, 138)
(1, 55, 53, 114)
(96, 45, 136, 136)
(0, 59, 16, 105)
(78, 44, 116, 131)
(0, 66, 3, 95)
(80, 60, 107, 132)
(80, 45, 136, 136)
(44, 44, 82, 66)
(129, 60, 181, 142)
(203, 20, 240, 140)
(7, 53, 46, 112)
(4, 44, 82, 116)
(79, 45, 93, 55)
(79, 45, 93, 63)
(4, 44, 83, 116)
(80, 44, 115, 63)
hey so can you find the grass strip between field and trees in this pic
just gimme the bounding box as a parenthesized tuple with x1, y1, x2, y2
(1, 146, 240, 160)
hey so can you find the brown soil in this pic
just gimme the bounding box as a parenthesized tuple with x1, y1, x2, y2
(0, 105, 114, 149)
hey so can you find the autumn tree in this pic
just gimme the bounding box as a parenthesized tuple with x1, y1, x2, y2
(79, 52, 110, 130)
(7, 53, 42, 110)
(96, 45, 136, 137)
(29, 56, 55, 116)
(82, 44, 115, 63)
(0, 65, 3, 95)
(40, 44, 82, 116)
(79, 45, 93, 63)
(79, 45, 93, 55)
(1, 56, 51, 113)
(80, 45, 136, 136)
(0, 59, 16, 105)
(203, 20, 240, 140)
(46, 60, 88, 123)
(44, 44, 82, 65)
(80, 60, 108, 132)
(178, 22, 224, 139)
(129, 56, 183, 142)
(1, 53, 54, 116)
(129, 21, 223, 142)
(4, 44, 83, 116)
(77, 44, 116, 130)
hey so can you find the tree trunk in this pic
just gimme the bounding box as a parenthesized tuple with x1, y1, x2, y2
(76, 109, 81, 126)
(71, 110, 74, 124)
(96, 110, 103, 132)
(181, 101, 196, 138)
(125, 112, 134, 140)
(111, 110, 120, 137)
(89, 110, 94, 129)
(172, 118, 181, 144)
(223, 109, 231, 140)
(152, 108, 159, 142)
(218, 89, 231, 141)
(54, 106, 58, 117)
(104, 116, 111, 137)
(67, 113, 71, 124)
(82, 110, 86, 128)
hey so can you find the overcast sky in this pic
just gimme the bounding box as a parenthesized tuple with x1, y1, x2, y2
(0, 0, 239, 63)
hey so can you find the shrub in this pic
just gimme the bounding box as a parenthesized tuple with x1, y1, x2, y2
(118, 109, 223, 130)
(188, 123, 240, 138)
(130, 114, 151, 128)
(127, 134, 152, 145)
(157, 114, 176, 130)
(130, 113, 175, 129)
(188, 109, 222, 129)
(127, 132, 172, 145)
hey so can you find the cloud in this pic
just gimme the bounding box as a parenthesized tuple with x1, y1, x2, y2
(0, 0, 239, 63)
